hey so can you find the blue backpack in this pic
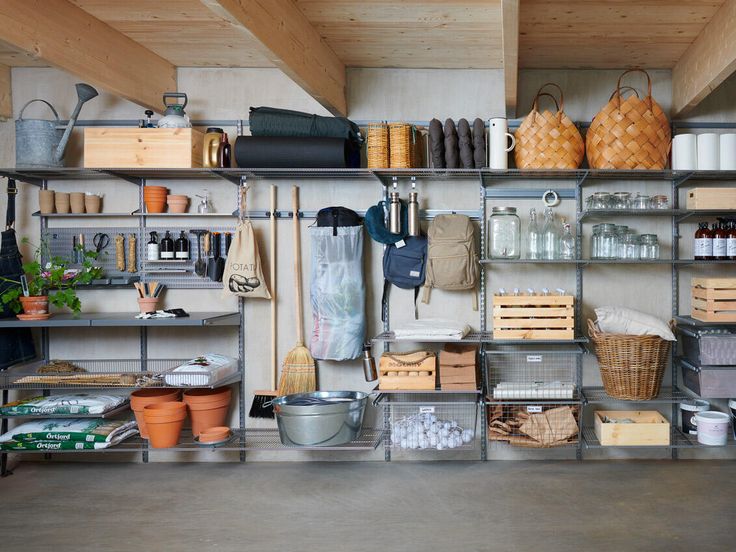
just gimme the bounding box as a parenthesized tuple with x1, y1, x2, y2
(382, 235, 428, 321)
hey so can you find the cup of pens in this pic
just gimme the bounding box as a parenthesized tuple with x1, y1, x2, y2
(135, 282, 163, 313)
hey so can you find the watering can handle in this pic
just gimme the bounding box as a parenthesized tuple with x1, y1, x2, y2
(163, 92, 187, 109)
(18, 99, 60, 121)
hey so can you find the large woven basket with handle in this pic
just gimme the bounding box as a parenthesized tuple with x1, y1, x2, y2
(514, 83, 584, 169)
(586, 69, 671, 170)
(588, 319, 670, 400)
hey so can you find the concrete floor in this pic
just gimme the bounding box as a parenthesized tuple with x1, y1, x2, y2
(0, 461, 734, 552)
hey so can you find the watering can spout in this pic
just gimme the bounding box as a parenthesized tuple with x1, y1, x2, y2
(54, 83, 99, 163)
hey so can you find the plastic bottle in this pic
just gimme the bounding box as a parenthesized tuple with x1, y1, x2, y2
(728, 220, 736, 260)
(175, 231, 189, 260)
(713, 221, 727, 260)
(160, 231, 175, 260)
(527, 208, 542, 259)
(541, 207, 560, 260)
(694, 222, 712, 260)
(147, 231, 159, 261)
(560, 223, 576, 260)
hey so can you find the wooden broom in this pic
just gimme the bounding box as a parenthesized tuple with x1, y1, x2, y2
(277, 185, 316, 395)
(249, 184, 279, 418)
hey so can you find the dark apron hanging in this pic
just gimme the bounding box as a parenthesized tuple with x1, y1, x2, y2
(0, 179, 36, 369)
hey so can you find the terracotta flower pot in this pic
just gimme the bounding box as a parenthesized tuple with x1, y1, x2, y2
(137, 297, 160, 313)
(166, 200, 189, 214)
(145, 200, 166, 214)
(70, 192, 85, 214)
(144, 402, 187, 448)
(39, 189, 55, 214)
(84, 194, 102, 213)
(184, 387, 232, 436)
(18, 296, 49, 320)
(198, 426, 231, 443)
(54, 192, 70, 214)
(130, 388, 180, 438)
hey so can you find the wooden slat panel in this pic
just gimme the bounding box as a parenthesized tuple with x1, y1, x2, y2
(0, 64, 10, 120)
(493, 328, 575, 340)
(493, 318, 574, 329)
(493, 295, 574, 306)
(502, 0, 519, 115)
(492, 307, 572, 317)
(692, 277, 736, 289)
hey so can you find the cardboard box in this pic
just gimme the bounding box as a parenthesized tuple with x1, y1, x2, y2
(593, 410, 670, 446)
(686, 188, 736, 210)
(84, 127, 204, 168)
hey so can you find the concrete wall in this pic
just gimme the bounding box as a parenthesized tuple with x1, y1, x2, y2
(1, 66, 733, 462)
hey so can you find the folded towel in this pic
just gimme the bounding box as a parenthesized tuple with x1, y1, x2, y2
(393, 319, 471, 341)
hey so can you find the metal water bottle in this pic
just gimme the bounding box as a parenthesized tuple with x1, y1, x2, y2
(408, 191, 420, 236)
(389, 191, 401, 234)
(362, 343, 378, 382)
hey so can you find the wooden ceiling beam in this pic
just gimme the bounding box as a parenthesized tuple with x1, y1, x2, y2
(502, 0, 519, 117)
(0, 64, 11, 120)
(0, 0, 176, 112)
(203, 0, 347, 116)
(672, 0, 736, 117)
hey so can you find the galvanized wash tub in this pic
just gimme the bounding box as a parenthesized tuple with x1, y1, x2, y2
(271, 391, 368, 447)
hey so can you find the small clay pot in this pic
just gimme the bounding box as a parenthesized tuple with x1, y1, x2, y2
(198, 426, 231, 443)
(145, 200, 166, 214)
(130, 388, 180, 438)
(70, 192, 85, 214)
(19, 295, 49, 316)
(54, 192, 70, 214)
(184, 387, 232, 436)
(166, 199, 188, 214)
(144, 402, 187, 448)
(137, 297, 159, 313)
(84, 194, 102, 213)
(39, 189, 55, 214)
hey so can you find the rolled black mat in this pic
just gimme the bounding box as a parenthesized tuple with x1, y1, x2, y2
(235, 136, 356, 168)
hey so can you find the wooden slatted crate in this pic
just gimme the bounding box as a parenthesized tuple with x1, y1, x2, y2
(492, 294, 575, 340)
(378, 351, 437, 390)
(692, 277, 736, 322)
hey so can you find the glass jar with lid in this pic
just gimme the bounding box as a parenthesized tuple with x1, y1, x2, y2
(649, 195, 669, 210)
(598, 223, 619, 260)
(611, 192, 631, 210)
(586, 192, 612, 210)
(632, 194, 650, 210)
(621, 233, 640, 260)
(489, 207, 520, 259)
(640, 234, 660, 260)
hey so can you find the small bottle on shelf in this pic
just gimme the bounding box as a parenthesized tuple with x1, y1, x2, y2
(560, 223, 575, 260)
(541, 207, 560, 260)
(694, 222, 712, 260)
(147, 231, 159, 261)
(160, 231, 175, 260)
(527, 208, 542, 259)
(175, 231, 189, 260)
(728, 220, 736, 260)
(713, 221, 727, 260)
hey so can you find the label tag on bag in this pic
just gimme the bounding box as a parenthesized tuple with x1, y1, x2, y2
(419, 406, 435, 414)
(526, 355, 543, 363)
(409, 270, 420, 277)
(395, 239, 405, 248)
(527, 405, 543, 413)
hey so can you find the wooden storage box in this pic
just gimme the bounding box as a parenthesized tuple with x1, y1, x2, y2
(492, 294, 574, 340)
(692, 277, 736, 322)
(84, 128, 204, 168)
(379, 351, 436, 390)
(686, 188, 736, 210)
(593, 410, 670, 446)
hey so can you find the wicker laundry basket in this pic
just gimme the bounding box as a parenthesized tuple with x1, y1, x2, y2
(588, 319, 670, 400)
(586, 69, 671, 170)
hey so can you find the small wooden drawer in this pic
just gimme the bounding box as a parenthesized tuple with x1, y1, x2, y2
(686, 188, 736, 210)
(692, 277, 736, 323)
(593, 410, 670, 446)
(492, 294, 575, 340)
(84, 128, 205, 168)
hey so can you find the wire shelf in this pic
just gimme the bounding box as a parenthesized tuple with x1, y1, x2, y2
(0, 359, 241, 389)
(0, 312, 241, 328)
(583, 387, 689, 404)
(371, 331, 490, 343)
(675, 315, 736, 327)
(487, 402, 580, 448)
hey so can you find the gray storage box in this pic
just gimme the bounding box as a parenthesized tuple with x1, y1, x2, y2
(680, 358, 736, 398)
(678, 325, 736, 366)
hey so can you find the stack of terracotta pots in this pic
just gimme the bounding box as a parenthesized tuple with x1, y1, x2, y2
(183, 387, 232, 437)
(144, 186, 168, 213)
(143, 402, 187, 448)
(130, 388, 180, 439)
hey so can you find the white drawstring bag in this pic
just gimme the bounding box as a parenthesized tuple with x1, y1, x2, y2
(222, 220, 271, 299)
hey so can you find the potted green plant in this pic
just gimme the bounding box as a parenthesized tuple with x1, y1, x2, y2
(0, 238, 103, 320)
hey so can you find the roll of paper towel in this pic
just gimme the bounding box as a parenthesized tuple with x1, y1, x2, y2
(697, 133, 719, 170)
(672, 134, 697, 170)
(720, 133, 736, 170)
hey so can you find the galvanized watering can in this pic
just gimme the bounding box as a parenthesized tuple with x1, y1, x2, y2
(15, 83, 98, 168)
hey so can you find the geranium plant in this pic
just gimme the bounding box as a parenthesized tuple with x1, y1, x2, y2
(0, 237, 103, 314)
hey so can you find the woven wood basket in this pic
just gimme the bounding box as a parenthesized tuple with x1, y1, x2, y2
(367, 123, 389, 168)
(586, 69, 671, 170)
(514, 83, 584, 169)
(588, 319, 670, 400)
(389, 122, 416, 168)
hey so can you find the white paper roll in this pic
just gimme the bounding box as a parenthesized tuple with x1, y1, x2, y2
(720, 133, 736, 170)
(697, 133, 719, 170)
(672, 134, 697, 170)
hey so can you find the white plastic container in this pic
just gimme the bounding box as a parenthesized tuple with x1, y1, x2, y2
(729, 399, 736, 439)
(692, 411, 730, 446)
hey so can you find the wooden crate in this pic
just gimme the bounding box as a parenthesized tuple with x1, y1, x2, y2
(378, 351, 436, 390)
(492, 294, 575, 340)
(686, 188, 736, 210)
(692, 277, 736, 322)
(594, 410, 670, 446)
(84, 128, 204, 168)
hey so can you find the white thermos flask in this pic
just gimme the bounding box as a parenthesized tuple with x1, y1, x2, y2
(488, 117, 516, 169)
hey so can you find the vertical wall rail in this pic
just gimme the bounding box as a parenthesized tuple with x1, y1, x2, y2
(671, 177, 679, 460)
(381, 181, 391, 462)
(1, 389, 8, 476)
(237, 177, 247, 461)
(479, 177, 488, 461)
(575, 177, 584, 461)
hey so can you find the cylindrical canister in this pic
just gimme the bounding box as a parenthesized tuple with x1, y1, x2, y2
(389, 191, 401, 234)
(408, 191, 420, 237)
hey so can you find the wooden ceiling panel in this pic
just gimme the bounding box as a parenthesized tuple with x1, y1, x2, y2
(520, 0, 726, 69)
(70, 0, 273, 67)
(296, 0, 504, 68)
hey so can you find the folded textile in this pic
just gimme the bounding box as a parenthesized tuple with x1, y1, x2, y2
(163, 353, 238, 386)
(393, 319, 470, 341)
(492, 381, 575, 400)
(0, 419, 137, 444)
(0, 428, 139, 451)
(0, 393, 128, 416)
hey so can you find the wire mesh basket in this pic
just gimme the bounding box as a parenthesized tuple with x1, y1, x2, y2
(386, 393, 479, 451)
(487, 402, 579, 448)
(485, 345, 580, 400)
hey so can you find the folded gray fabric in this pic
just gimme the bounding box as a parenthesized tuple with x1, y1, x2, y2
(473, 118, 486, 168)
(428, 118, 445, 169)
(458, 118, 474, 169)
(444, 118, 459, 169)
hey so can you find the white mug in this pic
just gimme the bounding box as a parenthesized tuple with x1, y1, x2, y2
(488, 117, 516, 169)
(672, 134, 697, 170)
(697, 133, 719, 170)
(720, 133, 736, 170)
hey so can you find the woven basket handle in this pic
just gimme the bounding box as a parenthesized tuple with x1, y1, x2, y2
(608, 86, 640, 101)
(533, 92, 560, 113)
(532, 83, 564, 123)
(587, 318, 599, 340)
(615, 69, 653, 109)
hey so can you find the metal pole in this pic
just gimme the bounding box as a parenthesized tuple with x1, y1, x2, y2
(479, 176, 488, 461)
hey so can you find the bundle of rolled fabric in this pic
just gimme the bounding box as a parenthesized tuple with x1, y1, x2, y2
(429, 117, 486, 169)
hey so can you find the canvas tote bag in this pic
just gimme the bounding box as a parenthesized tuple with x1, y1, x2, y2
(222, 218, 271, 299)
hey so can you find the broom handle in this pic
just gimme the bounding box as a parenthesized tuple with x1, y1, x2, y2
(270, 184, 277, 390)
(292, 185, 304, 345)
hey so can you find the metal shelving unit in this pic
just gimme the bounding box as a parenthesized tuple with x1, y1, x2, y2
(582, 387, 690, 404)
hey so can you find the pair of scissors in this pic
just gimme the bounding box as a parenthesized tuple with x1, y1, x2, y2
(93, 232, 110, 253)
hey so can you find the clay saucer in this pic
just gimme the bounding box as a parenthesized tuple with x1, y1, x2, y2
(17, 313, 51, 321)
